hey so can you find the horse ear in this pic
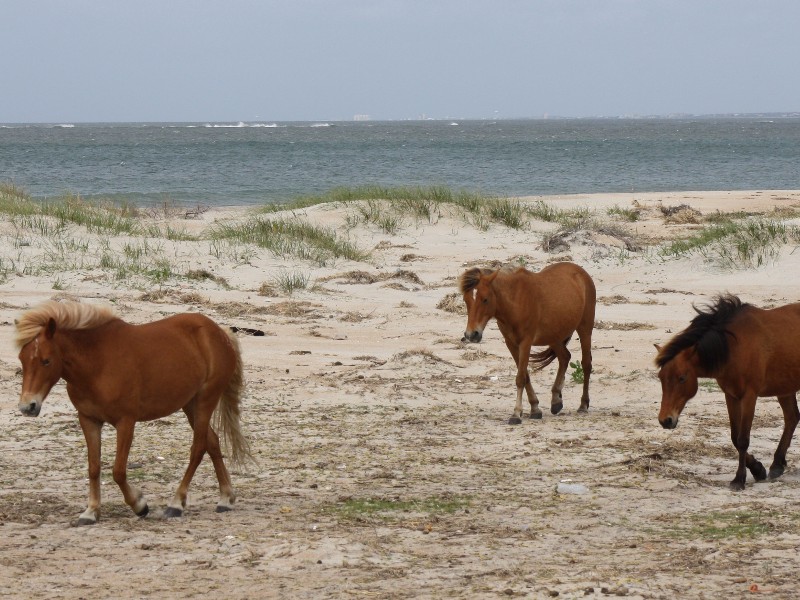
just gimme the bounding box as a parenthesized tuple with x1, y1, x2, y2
(653, 344, 662, 352)
(45, 318, 57, 339)
(485, 270, 500, 283)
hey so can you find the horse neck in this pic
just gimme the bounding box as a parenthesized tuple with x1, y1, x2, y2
(683, 347, 714, 379)
(54, 328, 99, 384)
(491, 271, 525, 326)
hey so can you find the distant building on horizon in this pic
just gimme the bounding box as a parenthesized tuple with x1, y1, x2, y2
(353, 114, 371, 121)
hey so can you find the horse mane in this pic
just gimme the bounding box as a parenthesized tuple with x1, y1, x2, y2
(655, 294, 748, 372)
(459, 267, 496, 294)
(15, 301, 117, 349)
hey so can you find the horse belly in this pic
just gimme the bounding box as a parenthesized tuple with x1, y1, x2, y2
(106, 347, 224, 421)
(756, 331, 800, 397)
(136, 360, 215, 417)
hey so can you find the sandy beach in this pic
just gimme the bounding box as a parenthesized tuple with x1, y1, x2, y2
(2, 189, 800, 598)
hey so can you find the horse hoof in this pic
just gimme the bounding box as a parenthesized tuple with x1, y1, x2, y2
(215, 505, 233, 513)
(729, 480, 746, 492)
(163, 506, 183, 518)
(508, 417, 522, 425)
(72, 517, 97, 527)
(768, 467, 785, 480)
(136, 504, 149, 518)
(577, 404, 589, 413)
(551, 402, 563, 415)
(529, 411, 543, 420)
(751, 464, 768, 481)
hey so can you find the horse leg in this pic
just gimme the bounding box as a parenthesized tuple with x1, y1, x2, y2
(207, 427, 237, 512)
(725, 392, 765, 490)
(505, 339, 540, 420)
(510, 340, 534, 425)
(769, 393, 800, 480)
(75, 413, 103, 526)
(577, 327, 593, 413)
(166, 399, 214, 517)
(549, 342, 571, 415)
(525, 376, 541, 420)
(112, 419, 149, 517)
(183, 406, 236, 512)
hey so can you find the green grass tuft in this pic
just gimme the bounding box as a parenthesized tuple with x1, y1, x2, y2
(211, 216, 369, 266)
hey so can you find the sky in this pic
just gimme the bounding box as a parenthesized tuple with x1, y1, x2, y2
(3, 0, 800, 123)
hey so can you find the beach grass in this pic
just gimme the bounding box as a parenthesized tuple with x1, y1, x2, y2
(704, 218, 800, 269)
(0, 183, 196, 239)
(272, 269, 312, 294)
(660, 217, 800, 268)
(261, 185, 533, 230)
(210, 216, 369, 266)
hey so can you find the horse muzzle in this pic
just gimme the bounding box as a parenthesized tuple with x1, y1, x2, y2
(659, 416, 678, 429)
(463, 330, 482, 343)
(19, 395, 43, 417)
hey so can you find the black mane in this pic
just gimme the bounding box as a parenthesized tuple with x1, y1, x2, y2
(655, 294, 748, 373)
(459, 267, 494, 294)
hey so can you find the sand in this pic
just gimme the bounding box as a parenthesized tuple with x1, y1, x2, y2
(2, 190, 800, 598)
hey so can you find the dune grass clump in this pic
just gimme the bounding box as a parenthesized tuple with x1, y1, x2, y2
(263, 185, 532, 231)
(660, 217, 800, 268)
(272, 270, 312, 295)
(0, 183, 198, 240)
(211, 216, 369, 266)
(607, 205, 640, 222)
(0, 184, 199, 285)
(485, 197, 526, 229)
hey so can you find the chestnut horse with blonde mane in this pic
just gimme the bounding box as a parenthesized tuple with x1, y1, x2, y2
(15, 301, 252, 525)
(656, 294, 800, 490)
(460, 262, 596, 424)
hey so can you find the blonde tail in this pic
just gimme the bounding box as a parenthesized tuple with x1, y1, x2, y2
(213, 330, 254, 470)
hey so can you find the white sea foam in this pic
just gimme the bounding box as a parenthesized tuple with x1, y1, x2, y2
(203, 122, 283, 128)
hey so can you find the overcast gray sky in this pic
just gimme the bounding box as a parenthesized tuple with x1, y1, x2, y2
(3, 0, 799, 122)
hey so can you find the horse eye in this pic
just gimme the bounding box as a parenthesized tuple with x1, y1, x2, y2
(678, 375, 686, 384)
(42, 359, 51, 367)
(482, 298, 488, 304)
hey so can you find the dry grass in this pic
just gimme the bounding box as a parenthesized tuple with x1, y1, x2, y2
(437, 292, 466, 315)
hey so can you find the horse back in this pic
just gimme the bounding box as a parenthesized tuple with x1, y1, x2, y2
(504, 263, 595, 341)
(724, 303, 800, 396)
(96, 313, 236, 391)
(529, 262, 595, 319)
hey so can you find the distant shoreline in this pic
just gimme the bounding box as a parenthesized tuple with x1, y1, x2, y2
(2, 111, 800, 127)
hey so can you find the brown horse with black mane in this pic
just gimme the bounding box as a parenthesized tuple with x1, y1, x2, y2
(15, 301, 253, 524)
(656, 294, 800, 490)
(460, 262, 596, 424)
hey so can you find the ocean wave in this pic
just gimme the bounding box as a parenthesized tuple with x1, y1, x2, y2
(203, 122, 283, 128)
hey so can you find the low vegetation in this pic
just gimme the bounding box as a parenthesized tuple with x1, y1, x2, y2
(660, 216, 800, 269)
(3, 182, 798, 291)
(209, 217, 369, 266)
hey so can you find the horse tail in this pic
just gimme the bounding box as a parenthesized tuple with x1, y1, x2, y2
(529, 335, 571, 371)
(213, 329, 254, 470)
(529, 348, 557, 371)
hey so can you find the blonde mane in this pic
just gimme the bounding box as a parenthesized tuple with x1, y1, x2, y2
(15, 301, 118, 349)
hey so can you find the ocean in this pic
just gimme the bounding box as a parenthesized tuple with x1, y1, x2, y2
(2, 118, 799, 207)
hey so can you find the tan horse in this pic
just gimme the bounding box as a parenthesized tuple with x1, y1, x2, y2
(15, 301, 252, 525)
(656, 294, 800, 490)
(460, 262, 596, 424)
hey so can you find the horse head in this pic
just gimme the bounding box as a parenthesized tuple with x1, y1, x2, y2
(655, 344, 700, 429)
(18, 318, 63, 417)
(459, 268, 499, 343)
